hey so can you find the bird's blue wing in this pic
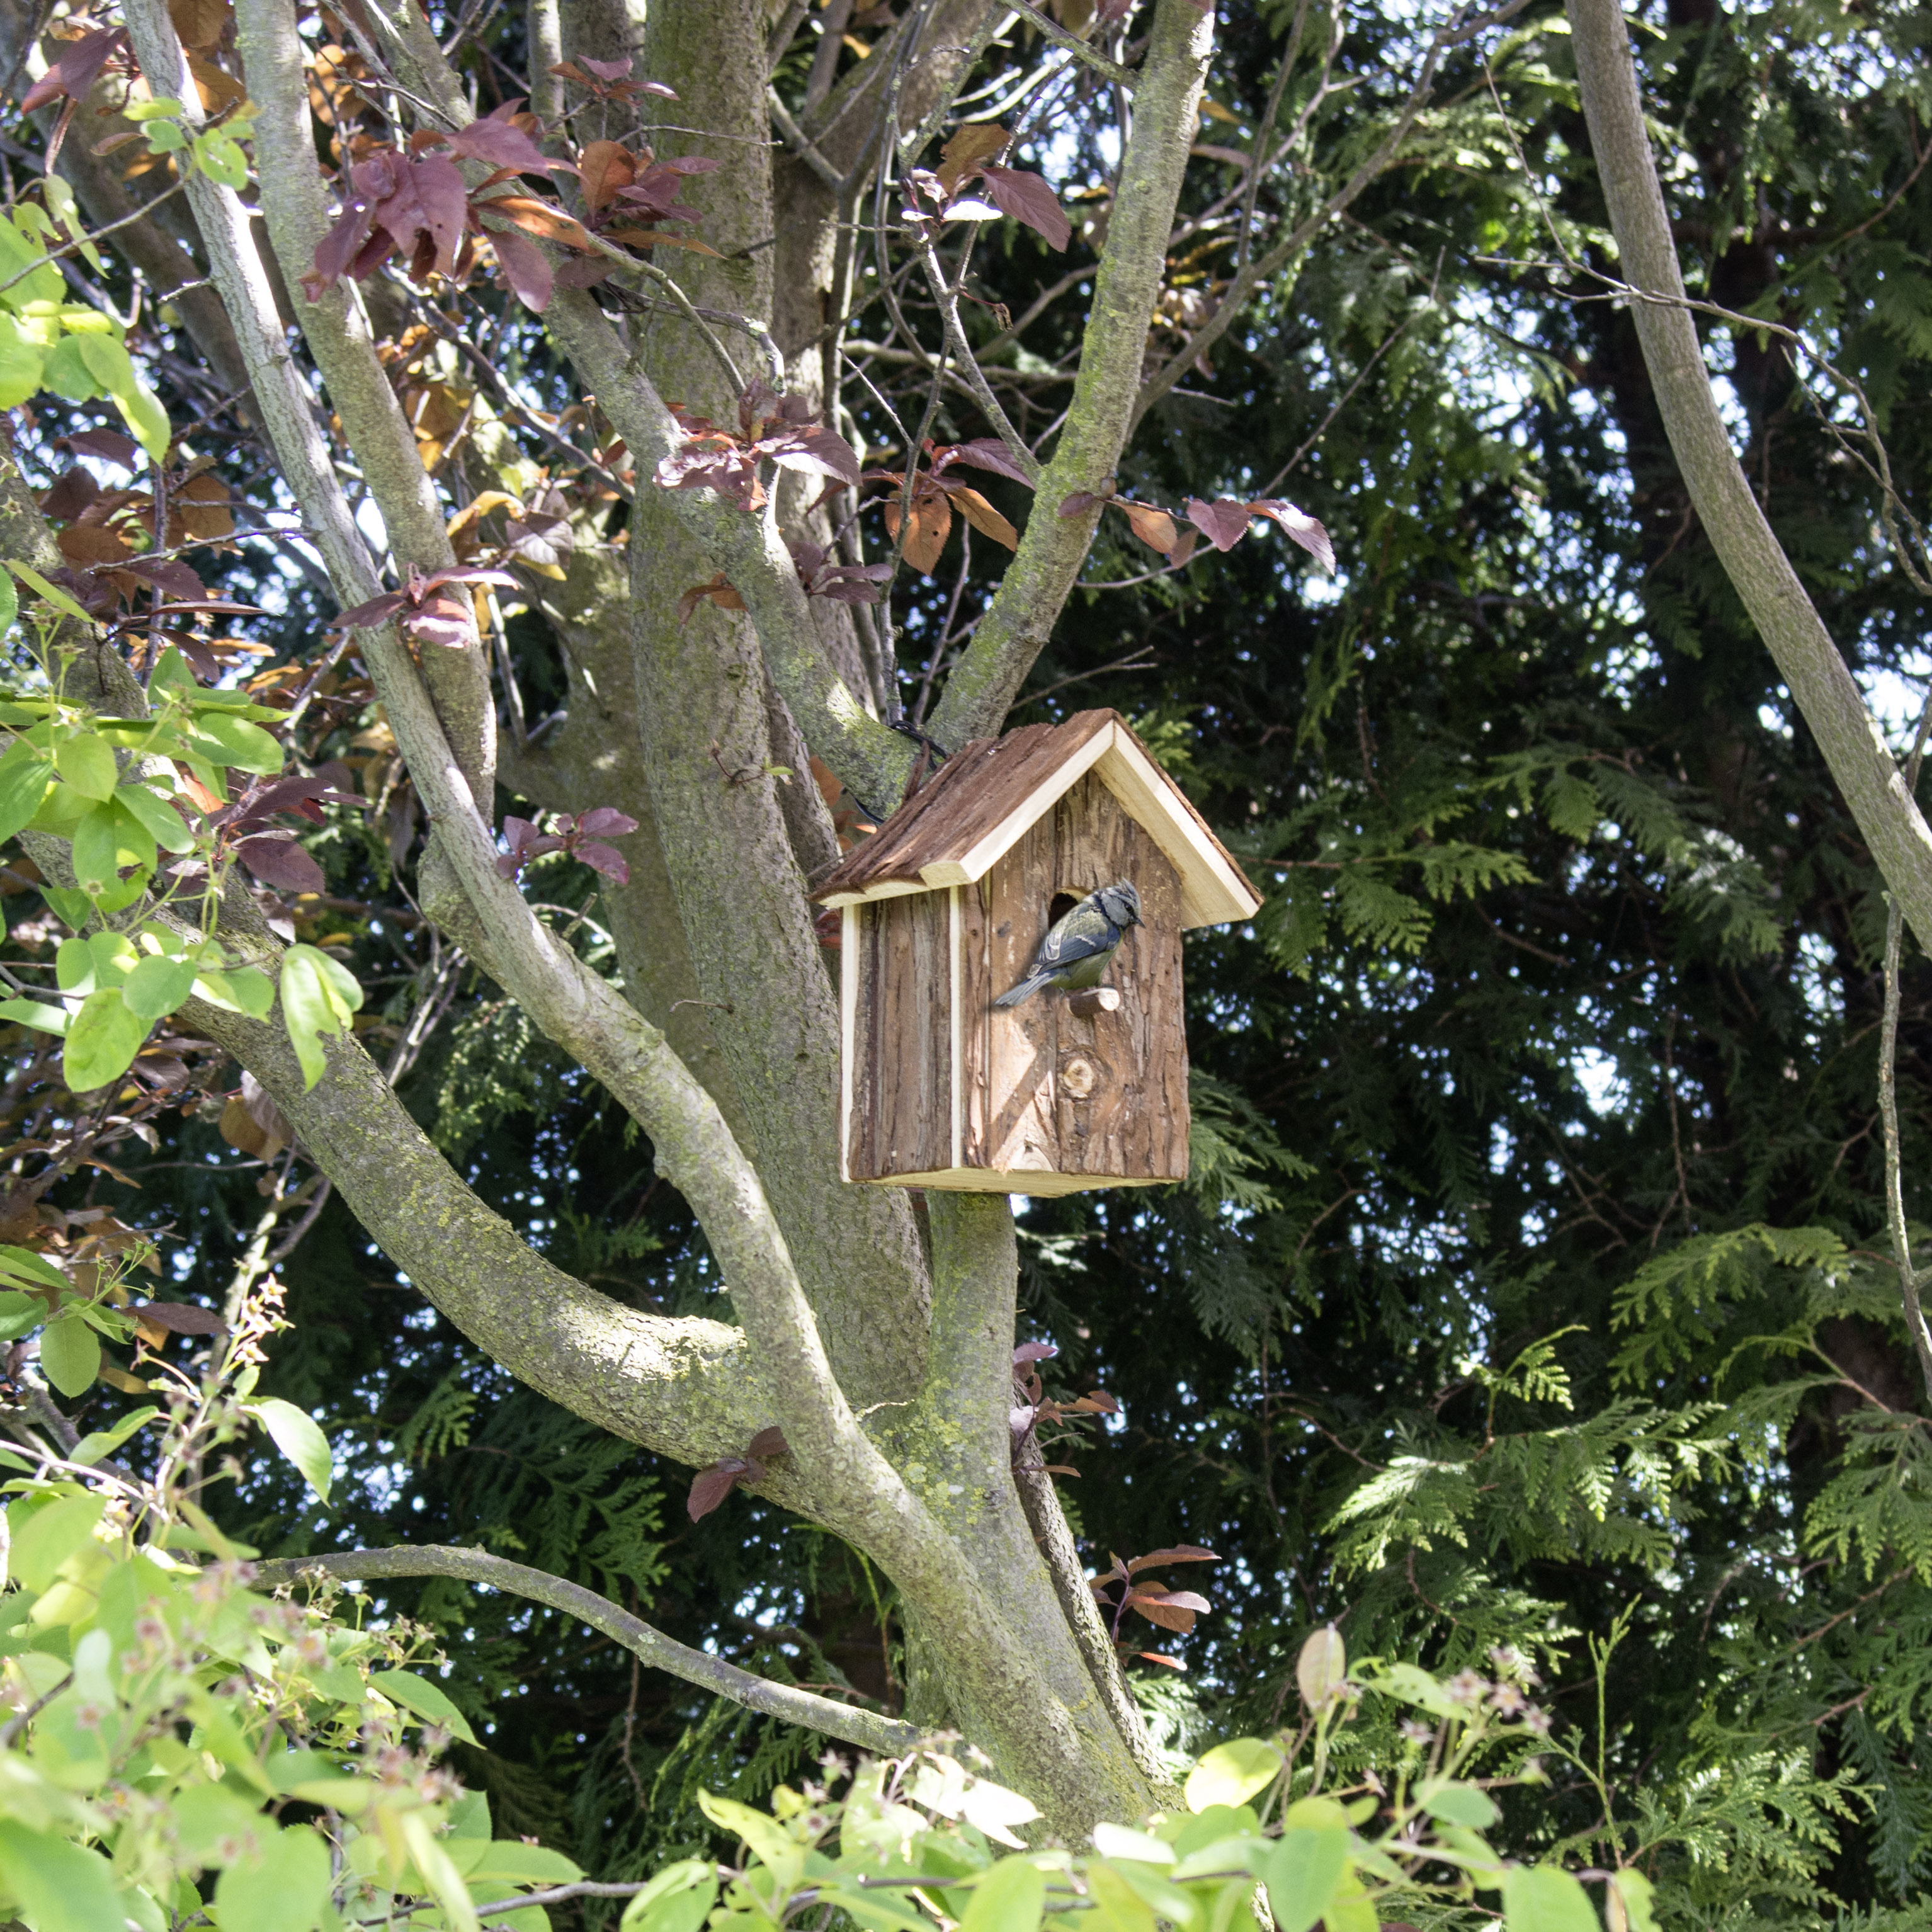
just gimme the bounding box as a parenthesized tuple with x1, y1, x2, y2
(1035, 902, 1116, 970)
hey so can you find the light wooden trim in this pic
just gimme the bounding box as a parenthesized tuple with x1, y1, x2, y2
(948, 886, 963, 1171)
(1093, 728, 1264, 928)
(947, 722, 1117, 887)
(863, 1167, 1169, 1196)
(838, 904, 858, 1184)
(818, 878, 931, 909)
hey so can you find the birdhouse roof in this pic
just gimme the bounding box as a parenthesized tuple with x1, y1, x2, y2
(810, 709, 1263, 929)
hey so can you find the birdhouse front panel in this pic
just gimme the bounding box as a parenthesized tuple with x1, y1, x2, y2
(960, 774, 1187, 1186)
(843, 887, 955, 1182)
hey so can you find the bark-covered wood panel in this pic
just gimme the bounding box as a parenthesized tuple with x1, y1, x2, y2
(965, 774, 1188, 1182)
(847, 893, 953, 1180)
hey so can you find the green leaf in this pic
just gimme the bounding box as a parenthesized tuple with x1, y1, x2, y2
(0, 314, 47, 407)
(0, 997, 68, 1035)
(195, 131, 249, 189)
(6, 561, 96, 625)
(115, 781, 196, 853)
(368, 1666, 478, 1744)
(0, 735, 50, 844)
(193, 966, 276, 1019)
(40, 1311, 101, 1397)
(244, 1395, 335, 1504)
(122, 952, 198, 1023)
(0, 1244, 71, 1292)
(619, 1862, 717, 1932)
(959, 1856, 1046, 1931)
(54, 732, 117, 802)
(1185, 1737, 1285, 1813)
(190, 710, 284, 775)
(1611, 1870, 1658, 1932)
(63, 986, 145, 1094)
(70, 798, 156, 895)
(56, 935, 95, 993)
(76, 331, 135, 400)
(41, 885, 93, 929)
(114, 377, 171, 466)
(1254, 1824, 1351, 1932)
(40, 331, 103, 401)
(1502, 1868, 1602, 1932)
(71, 1404, 159, 1467)
(11, 1492, 105, 1590)
(462, 1842, 584, 1885)
(0, 1817, 125, 1932)
(280, 943, 362, 1090)
(211, 1822, 333, 1932)
(1424, 1782, 1499, 1828)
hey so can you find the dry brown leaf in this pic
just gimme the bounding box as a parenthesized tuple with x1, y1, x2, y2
(169, 0, 230, 48)
(937, 120, 1008, 196)
(57, 524, 132, 567)
(948, 485, 1018, 550)
(481, 194, 592, 249)
(1123, 501, 1178, 556)
(578, 139, 635, 212)
(884, 491, 952, 574)
(175, 472, 234, 541)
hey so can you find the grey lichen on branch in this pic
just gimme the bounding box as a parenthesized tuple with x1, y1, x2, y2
(254, 1543, 923, 1756)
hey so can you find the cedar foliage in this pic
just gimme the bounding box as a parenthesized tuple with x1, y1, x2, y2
(0, 0, 1925, 1921)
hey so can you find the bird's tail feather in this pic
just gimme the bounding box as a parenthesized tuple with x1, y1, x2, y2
(992, 976, 1045, 1010)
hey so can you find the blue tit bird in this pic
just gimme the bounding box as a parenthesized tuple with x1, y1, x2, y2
(994, 880, 1142, 1009)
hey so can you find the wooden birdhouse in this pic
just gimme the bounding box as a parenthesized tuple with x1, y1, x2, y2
(812, 709, 1263, 1195)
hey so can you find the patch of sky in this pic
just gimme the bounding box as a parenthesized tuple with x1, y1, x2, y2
(1856, 645, 1932, 752)
(1572, 1045, 1625, 1117)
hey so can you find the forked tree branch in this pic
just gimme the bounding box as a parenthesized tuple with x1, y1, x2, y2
(253, 1544, 923, 1756)
(1565, 0, 1932, 959)
(925, 0, 1215, 751)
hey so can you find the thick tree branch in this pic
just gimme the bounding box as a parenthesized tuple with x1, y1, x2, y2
(925, 0, 1214, 751)
(254, 1544, 923, 1755)
(1565, 0, 1932, 959)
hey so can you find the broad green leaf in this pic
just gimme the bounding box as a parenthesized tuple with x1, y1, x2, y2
(1185, 1737, 1285, 1813)
(1254, 1824, 1351, 1932)
(0, 998, 67, 1035)
(71, 1404, 159, 1467)
(40, 1310, 101, 1396)
(462, 1841, 584, 1885)
(41, 885, 93, 929)
(1424, 1781, 1499, 1828)
(369, 1666, 477, 1744)
(280, 944, 361, 1089)
(193, 966, 276, 1019)
(114, 377, 171, 465)
(696, 1787, 803, 1879)
(55, 936, 93, 994)
(122, 952, 198, 1023)
(63, 986, 144, 1094)
(1611, 1870, 1659, 1932)
(1502, 1867, 1602, 1932)
(41, 331, 103, 401)
(0, 315, 45, 406)
(959, 1855, 1046, 1931)
(619, 1862, 717, 1932)
(124, 97, 185, 120)
(0, 1817, 125, 1932)
(70, 798, 156, 895)
(76, 331, 137, 401)
(211, 1822, 332, 1932)
(195, 132, 249, 189)
(190, 710, 284, 774)
(0, 735, 50, 843)
(7, 560, 96, 624)
(115, 781, 196, 853)
(87, 930, 137, 977)
(28, 780, 93, 835)
(11, 1492, 104, 1591)
(0, 1291, 46, 1339)
(0, 1244, 71, 1291)
(54, 732, 117, 802)
(244, 1395, 335, 1505)
(1093, 1824, 1176, 1864)
(400, 1809, 479, 1932)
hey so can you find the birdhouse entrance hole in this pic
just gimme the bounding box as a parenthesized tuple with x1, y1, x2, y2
(1047, 890, 1082, 927)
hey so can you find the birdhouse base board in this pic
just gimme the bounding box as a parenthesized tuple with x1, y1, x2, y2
(860, 1168, 1175, 1196)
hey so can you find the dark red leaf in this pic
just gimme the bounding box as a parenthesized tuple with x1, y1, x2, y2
(133, 1300, 225, 1334)
(941, 438, 1035, 488)
(234, 832, 326, 894)
(1059, 491, 1106, 518)
(747, 1426, 789, 1460)
(40, 468, 99, 520)
(329, 591, 407, 631)
(445, 114, 553, 175)
(302, 197, 377, 302)
(576, 806, 639, 838)
(1127, 1545, 1219, 1572)
(686, 1465, 740, 1521)
(1014, 1341, 1058, 1364)
(22, 26, 125, 111)
(404, 154, 468, 277)
(572, 840, 629, 883)
(122, 557, 207, 602)
(1250, 499, 1336, 574)
(61, 428, 140, 469)
(478, 219, 552, 312)
(1185, 496, 1254, 552)
(978, 164, 1071, 251)
(579, 55, 635, 82)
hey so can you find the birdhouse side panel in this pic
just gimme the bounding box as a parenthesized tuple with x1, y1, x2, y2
(846, 893, 955, 1181)
(1051, 776, 1189, 1180)
(970, 813, 1064, 1174)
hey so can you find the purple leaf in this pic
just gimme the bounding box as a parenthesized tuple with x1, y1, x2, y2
(329, 591, 408, 631)
(407, 154, 469, 278)
(403, 595, 477, 650)
(62, 428, 140, 468)
(686, 1465, 739, 1522)
(482, 221, 554, 312)
(445, 114, 553, 176)
(978, 165, 1071, 251)
(1014, 1341, 1058, 1364)
(133, 1300, 225, 1334)
(573, 840, 629, 884)
(22, 26, 125, 113)
(234, 832, 326, 894)
(576, 807, 639, 838)
(579, 55, 635, 82)
(943, 438, 1036, 488)
(122, 557, 207, 601)
(1251, 499, 1336, 574)
(747, 1426, 789, 1459)
(1059, 491, 1106, 518)
(1185, 497, 1254, 552)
